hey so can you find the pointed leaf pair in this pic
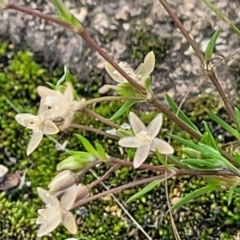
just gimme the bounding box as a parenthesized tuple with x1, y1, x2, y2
(75, 134, 107, 161)
(52, 0, 82, 29)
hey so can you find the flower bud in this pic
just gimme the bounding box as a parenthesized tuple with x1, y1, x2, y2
(48, 170, 77, 193)
(57, 153, 95, 171)
(73, 184, 90, 207)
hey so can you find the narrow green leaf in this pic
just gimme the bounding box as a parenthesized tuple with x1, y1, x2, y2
(167, 155, 187, 168)
(110, 100, 138, 120)
(228, 186, 235, 206)
(52, 0, 82, 28)
(182, 147, 203, 159)
(155, 150, 172, 168)
(95, 142, 107, 161)
(202, 121, 218, 149)
(205, 29, 221, 60)
(181, 158, 224, 170)
(75, 134, 98, 155)
(165, 94, 201, 134)
(208, 111, 240, 140)
(234, 107, 240, 132)
(170, 135, 202, 152)
(126, 180, 162, 203)
(233, 151, 240, 166)
(171, 184, 216, 211)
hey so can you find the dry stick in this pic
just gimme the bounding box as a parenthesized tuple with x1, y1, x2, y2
(158, 0, 236, 123)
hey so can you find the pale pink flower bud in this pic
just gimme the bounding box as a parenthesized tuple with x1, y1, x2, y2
(48, 170, 77, 193)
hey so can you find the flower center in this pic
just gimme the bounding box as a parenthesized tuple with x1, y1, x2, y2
(136, 131, 152, 145)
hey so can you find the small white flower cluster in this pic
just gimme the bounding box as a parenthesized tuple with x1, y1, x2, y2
(37, 170, 89, 237)
(15, 83, 86, 155)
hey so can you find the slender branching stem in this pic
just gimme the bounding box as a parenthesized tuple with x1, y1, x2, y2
(74, 174, 168, 207)
(70, 123, 120, 140)
(82, 107, 120, 129)
(5, 3, 206, 140)
(158, 0, 236, 123)
(85, 96, 144, 106)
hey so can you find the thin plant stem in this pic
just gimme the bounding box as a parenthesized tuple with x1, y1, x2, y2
(82, 107, 120, 129)
(87, 165, 119, 189)
(201, 0, 240, 37)
(158, 0, 205, 66)
(74, 174, 167, 207)
(70, 123, 120, 140)
(85, 96, 144, 105)
(158, 0, 236, 123)
(5, 3, 206, 141)
(206, 68, 236, 123)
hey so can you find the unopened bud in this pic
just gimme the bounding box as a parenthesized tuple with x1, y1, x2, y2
(74, 184, 90, 205)
(48, 170, 77, 193)
(57, 153, 95, 171)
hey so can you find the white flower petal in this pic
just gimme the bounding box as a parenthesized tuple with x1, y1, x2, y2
(60, 184, 77, 210)
(15, 114, 39, 128)
(64, 82, 74, 103)
(26, 131, 43, 156)
(37, 187, 60, 206)
(104, 62, 126, 83)
(42, 120, 59, 135)
(133, 144, 150, 168)
(118, 62, 136, 79)
(151, 138, 174, 155)
(62, 211, 77, 234)
(118, 136, 141, 148)
(147, 114, 163, 138)
(38, 99, 49, 115)
(37, 206, 62, 237)
(135, 51, 155, 81)
(37, 86, 62, 101)
(129, 112, 146, 134)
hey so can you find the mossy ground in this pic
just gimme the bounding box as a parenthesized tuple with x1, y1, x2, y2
(1, 36, 240, 240)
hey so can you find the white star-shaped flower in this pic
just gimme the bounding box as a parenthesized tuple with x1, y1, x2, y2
(36, 185, 78, 237)
(104, 51, 155, 85)
(118, 112, 174, 168)
(15, 100, 59, 156)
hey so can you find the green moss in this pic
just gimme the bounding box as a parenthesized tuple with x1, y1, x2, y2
(125, 29, 172, 66)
